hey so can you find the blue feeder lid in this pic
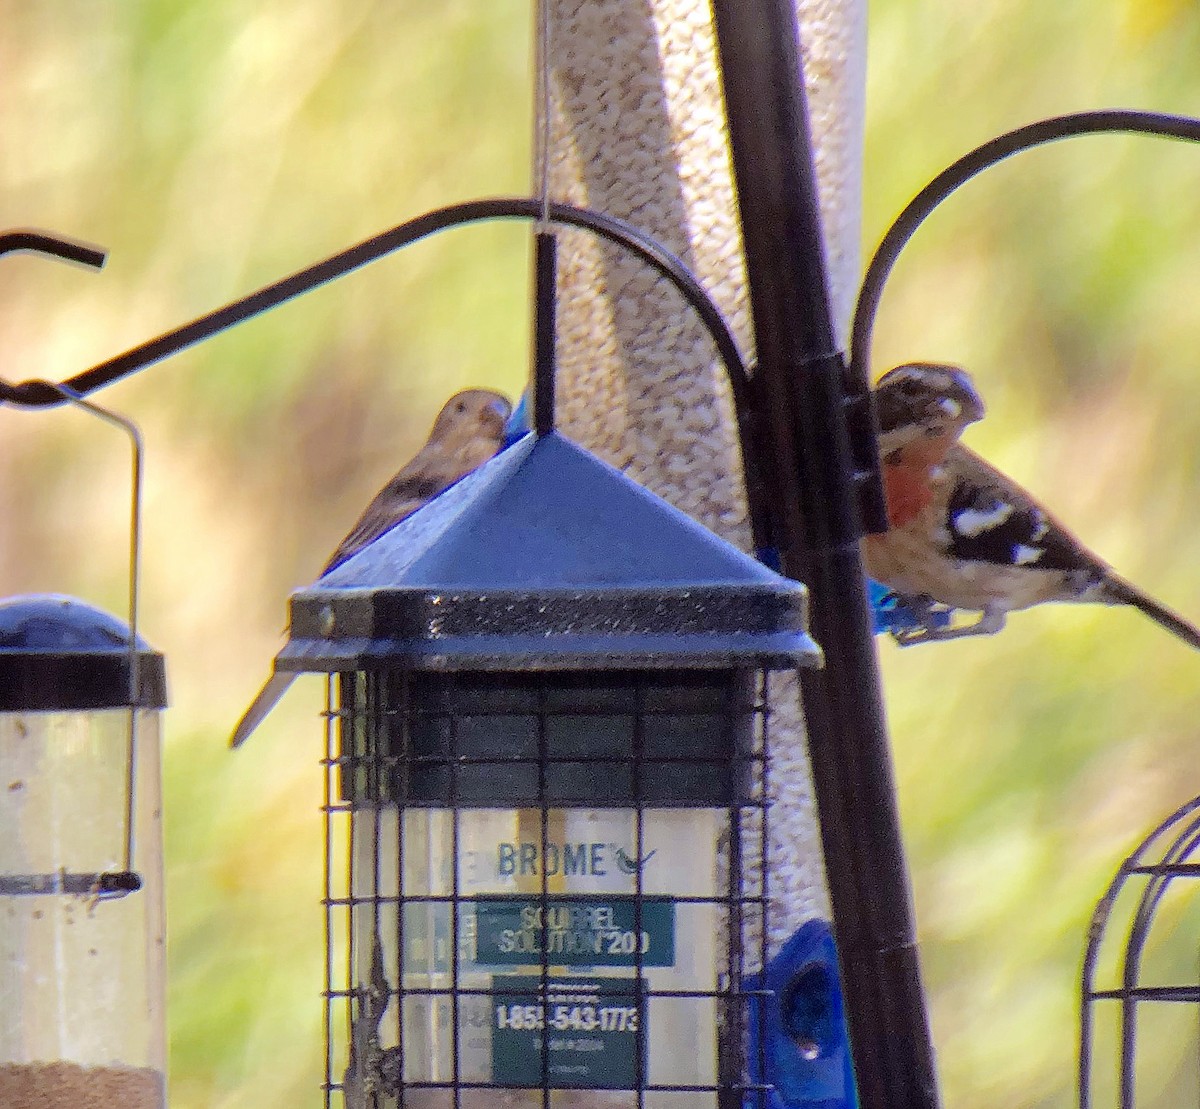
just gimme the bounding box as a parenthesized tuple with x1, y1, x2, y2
(278, 431, 822, 673)
(0, 594, 167, 711)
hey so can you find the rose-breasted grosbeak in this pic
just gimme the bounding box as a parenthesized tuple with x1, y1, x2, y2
(863, 363, 1200, 648)
(230, 388, 513, 746)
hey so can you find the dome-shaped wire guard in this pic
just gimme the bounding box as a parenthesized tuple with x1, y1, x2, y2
(1079, 792, 1200, 1109)
(0, 198, 771, 556)
(847, 107, 1200, 1101)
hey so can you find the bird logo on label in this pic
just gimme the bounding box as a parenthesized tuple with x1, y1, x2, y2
(614, 847, 658, 875)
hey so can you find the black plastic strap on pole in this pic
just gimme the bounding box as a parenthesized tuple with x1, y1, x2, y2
(532, 230, 557, 436)
(710, 4, 941, 1108)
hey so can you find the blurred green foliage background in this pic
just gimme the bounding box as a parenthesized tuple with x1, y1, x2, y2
(1, 1, 1199, 1106)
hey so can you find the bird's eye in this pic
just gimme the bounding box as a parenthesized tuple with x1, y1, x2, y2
(455, 401, 467, 414)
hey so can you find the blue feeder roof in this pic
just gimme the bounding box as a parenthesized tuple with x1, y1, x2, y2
(279, 432, 822, 672)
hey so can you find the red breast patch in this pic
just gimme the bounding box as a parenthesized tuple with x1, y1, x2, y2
(882, 462, 934, 528)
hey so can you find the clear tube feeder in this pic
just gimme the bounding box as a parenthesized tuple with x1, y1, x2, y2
(0, 594, 168, 1109)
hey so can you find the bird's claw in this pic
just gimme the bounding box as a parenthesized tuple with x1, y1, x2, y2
(888, 597, 1005, 646)
(871, 584, 955, 641)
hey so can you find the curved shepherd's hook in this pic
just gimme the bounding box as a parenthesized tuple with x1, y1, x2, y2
(849, 109, 1200, 444)
(0, 199, 768, 552)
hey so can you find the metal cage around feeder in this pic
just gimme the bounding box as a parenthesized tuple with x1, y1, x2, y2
(1080, 793, 1200, 1109)
(278, 429, 821, 1108)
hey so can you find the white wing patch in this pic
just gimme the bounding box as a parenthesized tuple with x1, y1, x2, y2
(1013, 544, 1044, 566)
(952, 501, 1015, 537)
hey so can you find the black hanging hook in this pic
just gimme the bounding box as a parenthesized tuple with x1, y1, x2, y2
(0, 228, 107, 401)
(850, 109, 1200, 405)
(847, 109, 1200, 539)
(0, 228, 107, 271)
(0, 200, 772, 554)
(0, 200, 750, 411)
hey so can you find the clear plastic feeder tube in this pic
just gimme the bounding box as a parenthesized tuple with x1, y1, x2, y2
(0, 596, 167, 1109)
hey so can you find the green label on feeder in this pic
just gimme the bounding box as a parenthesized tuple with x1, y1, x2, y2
(473, 896, 675, 968)
(490, 975, 646, 1089)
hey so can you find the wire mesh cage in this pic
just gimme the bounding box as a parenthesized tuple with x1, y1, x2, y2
(1080, 794, 1200, 1109)
(322, 665, 777, 1107)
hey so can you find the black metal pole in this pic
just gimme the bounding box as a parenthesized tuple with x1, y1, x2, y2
(710, 5, 941, 1109)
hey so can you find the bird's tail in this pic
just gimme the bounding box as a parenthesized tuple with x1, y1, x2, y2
(1103, 573, 1200, 650)
(229, 671, 296, 747)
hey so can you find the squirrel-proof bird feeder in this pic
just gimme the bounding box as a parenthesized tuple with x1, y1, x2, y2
(0, 594, 168, 1109)
(255, 428, 820, 1107)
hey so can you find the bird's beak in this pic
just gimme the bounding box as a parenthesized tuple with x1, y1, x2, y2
(945, 368, 986, 425)
(483, 396, 514, 436)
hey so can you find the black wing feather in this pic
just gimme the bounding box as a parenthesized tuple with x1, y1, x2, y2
(945, 479, 1088, 571)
